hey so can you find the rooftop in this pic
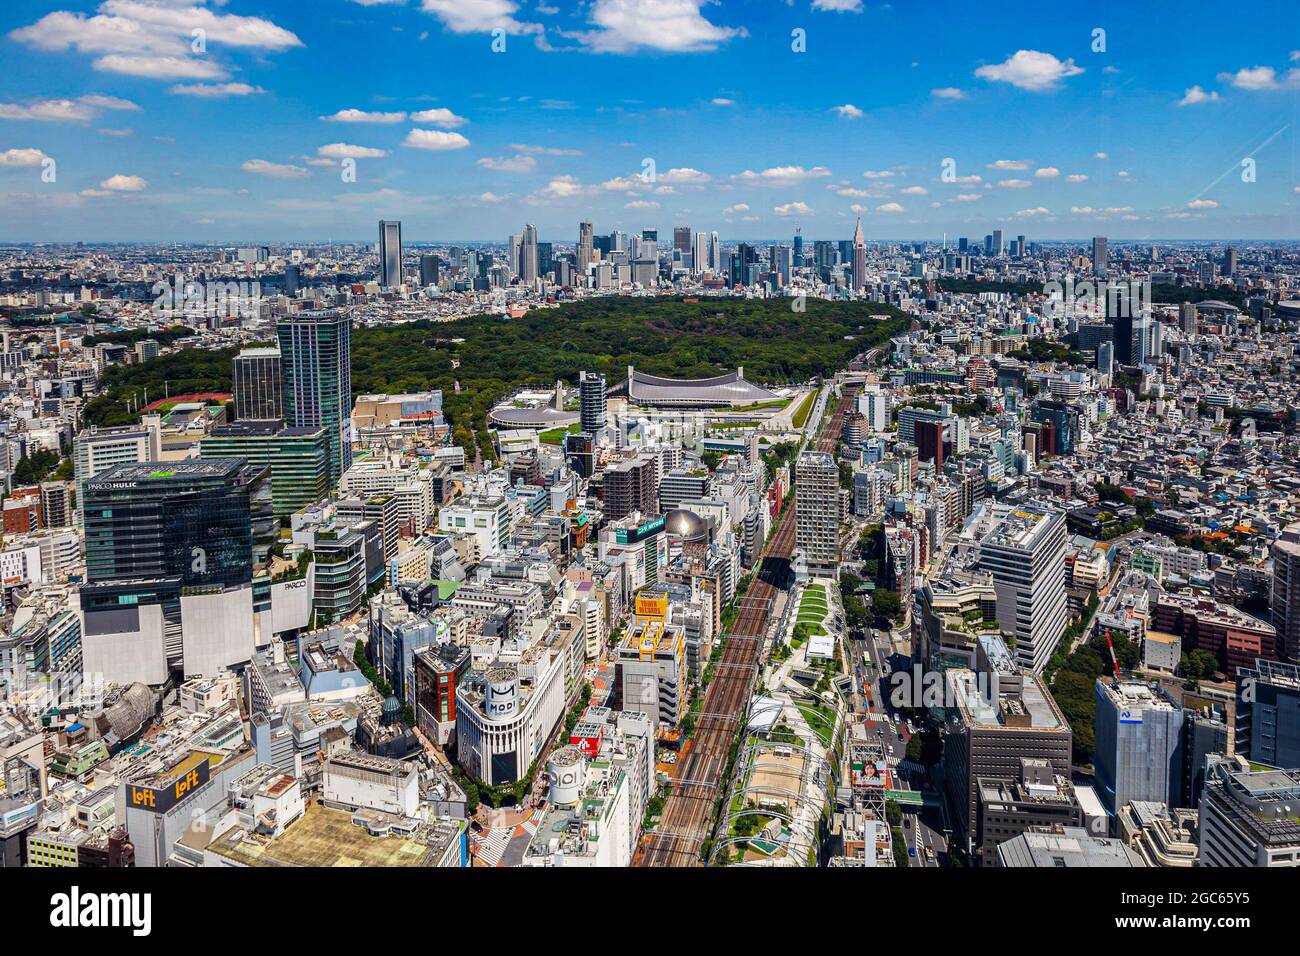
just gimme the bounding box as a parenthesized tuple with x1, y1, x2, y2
(207, 801, 454, 867)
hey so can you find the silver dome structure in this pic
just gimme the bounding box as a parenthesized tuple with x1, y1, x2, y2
(664, 508, 711, 543)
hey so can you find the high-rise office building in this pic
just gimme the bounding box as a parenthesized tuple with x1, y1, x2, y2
(232, 346, 283, 422)
(793, 227, 803, 264)
(692, 232, 708, 276)
(283, 263, 301, 296)
(708, 232, 720, 273)
(199, 420, 330, 516)
(1094, 680, 1185, 813)
(82, 459, 265, 590)
(378, 220, 402, 288)
(419, 254, 440, 287)
(974, 503, 1068, 674)
(579, 371, 607, 435)
(796, 450, 839, 573)
(79, 459, 275, 682)
(1092, 236, 1108, 278)
(992, 229, 1004, 256)
(1273, 523, 1300, 662)
(1236, 658, 1300, 770)
(277, 309, 352, 487)
(73, 418, 162, 522)
(673, 226, 692, 255)
(1107, 283, 1141, 367)
(852, 216, 866, 291)
(1223, 246, 1238, 277)
(520, 223, 539, 284)
(576, 221, 594, 280)
(1096, 340, 1114, 375)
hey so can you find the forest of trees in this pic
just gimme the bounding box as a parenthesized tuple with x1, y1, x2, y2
(85, 297, 913, 460)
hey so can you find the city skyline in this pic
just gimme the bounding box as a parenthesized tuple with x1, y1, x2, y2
(0, 0, 1296, 242)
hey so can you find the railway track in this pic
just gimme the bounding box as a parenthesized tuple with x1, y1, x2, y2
(636, 381, 858, 866)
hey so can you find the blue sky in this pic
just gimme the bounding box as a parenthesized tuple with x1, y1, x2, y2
(0, 0, 1297, 242)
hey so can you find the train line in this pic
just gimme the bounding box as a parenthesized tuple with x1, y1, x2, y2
(635, 381, 858, 866)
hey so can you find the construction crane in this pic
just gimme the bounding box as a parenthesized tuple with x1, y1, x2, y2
(1101, 629, 1122, 681)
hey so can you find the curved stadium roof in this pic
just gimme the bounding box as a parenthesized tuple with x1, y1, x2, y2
(626, 366, 780, 408)
(488, 406, 579, 429)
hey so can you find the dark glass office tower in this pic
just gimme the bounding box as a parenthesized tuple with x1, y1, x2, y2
(232, 346, 284, 421)
(277, 309, 352, 487)
(82, 459, 267, 588)
(1106, 283, 1139, 366)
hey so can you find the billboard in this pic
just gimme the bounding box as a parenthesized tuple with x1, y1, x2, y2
(127, 759, 210, 814)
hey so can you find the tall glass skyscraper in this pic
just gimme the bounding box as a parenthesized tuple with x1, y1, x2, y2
(232, 346, 283, 421)
(277, 309, 352, 487)
(378, 219, 402, 287)
(82, 459, 268, 589)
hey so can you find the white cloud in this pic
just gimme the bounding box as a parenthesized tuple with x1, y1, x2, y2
(477, 154, 537, 172)
(0, 148, 49, 167)
(321, 109, 408, 123)
(723, 203, 749, 214)
(510, 143, 582, 156)
(625, 199, 659, 209)
(998, 178, 1032, 188)
(317, 143, 389, 159)
(711, 97, 734, 106)
(733, 165, 831, 186)
(831, 103, 864, 119)
(408, 107, 469, 128)
(11, 3, 302, 55)
(1177, 85, 1222, 106)
(811, 0, 862, 11)
(1217, 65, 1300, 91)
(775, 201, 813, 216)
(100, 172, 147, 191)
(862, 170, 895, 179)
(1015, 206, 1051, 218)
(575, 0, 742, 54)
(987, 159, 1029, 170)
(1187, 198, 1219, 209)
(975, 50, 1084, 91)
(1066, 174, 1088, 183)
(1094, 152, 1109, 159)
(403, 128, 471, 150)
(1034, 167, 1060, 178)
(899, 186, 928, 195)
(418, 0, 543, 37)
(1070, 206, 1133, 216)
(953, 193, 982, 202)
(170, 82, 263, 97)
(477, 191, 507, 202)
(931, 87, 965, 99)
(537, 175, 586, 198)
(0, 93, 137, 122)
(876, 202, 905, 213)
(241, 159, 310, 179)
(659, 167, 711, 184)
(95, 54, 227, 79)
